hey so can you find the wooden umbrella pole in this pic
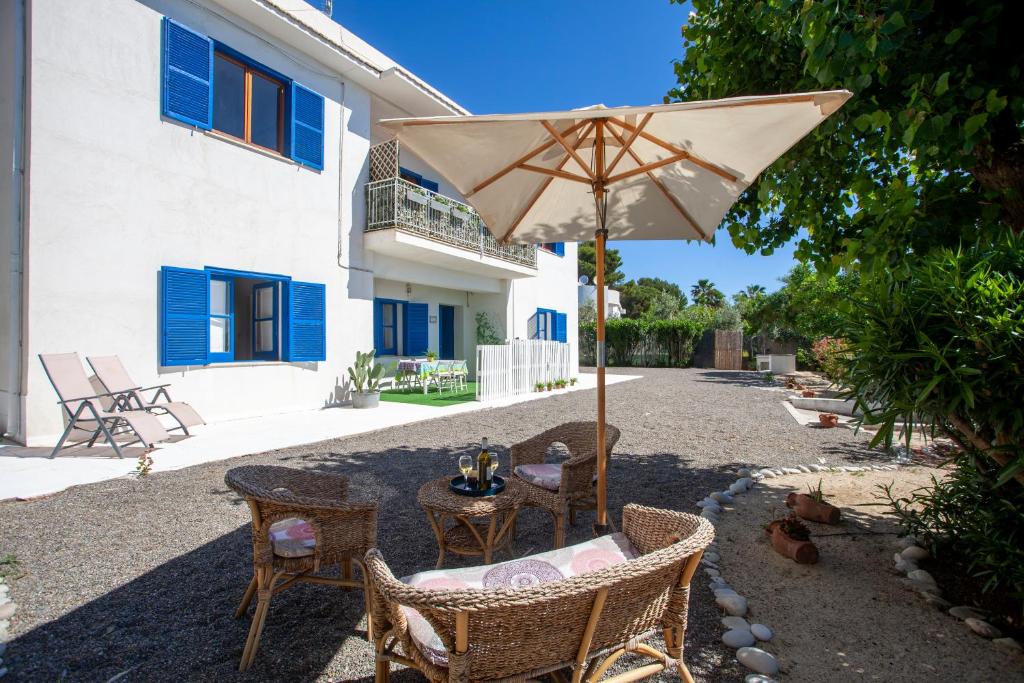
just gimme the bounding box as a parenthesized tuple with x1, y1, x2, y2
(593, 118, 609, 535)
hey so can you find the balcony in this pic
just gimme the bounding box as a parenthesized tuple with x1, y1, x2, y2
(364, 141, 537, 279)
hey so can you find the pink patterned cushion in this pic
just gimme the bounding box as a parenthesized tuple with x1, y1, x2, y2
(399, 533, 640, 666)
(514, 463, 563, 491)
(268, 517, 316, 558)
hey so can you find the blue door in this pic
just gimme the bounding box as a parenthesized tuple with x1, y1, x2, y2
(439, 305, 455, 359)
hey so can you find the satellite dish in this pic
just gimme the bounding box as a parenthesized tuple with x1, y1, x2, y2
(578, 275, 590, 285)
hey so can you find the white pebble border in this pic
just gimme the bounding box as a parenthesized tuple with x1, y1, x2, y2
(701, 460, 902, 681)
(0, 574, 11, 678)
(703, 460, 1022, 679)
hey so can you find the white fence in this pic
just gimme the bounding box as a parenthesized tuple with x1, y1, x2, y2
(476, 340, 572, 402)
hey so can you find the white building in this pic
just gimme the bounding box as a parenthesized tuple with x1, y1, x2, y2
(0, 0, 578, 446)
(578, 285, 624, 319)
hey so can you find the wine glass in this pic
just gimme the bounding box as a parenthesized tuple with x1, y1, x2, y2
(489, 454, 499, 479)
(458, 455, 473, 480)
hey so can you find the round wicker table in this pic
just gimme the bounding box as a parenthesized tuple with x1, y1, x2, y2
(417, 476, 526, 568)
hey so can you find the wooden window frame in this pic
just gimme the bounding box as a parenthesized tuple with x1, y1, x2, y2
(213, 51, 285, 155)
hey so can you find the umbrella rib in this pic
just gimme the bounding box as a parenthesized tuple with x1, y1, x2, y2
(605, 125, 708, 240)
(499, 121, 596, 243)
(517, 164, 592, 184)
(466, 120, 589, 198)
(603, 112, 652, 177)
(604, 152, 689, 185)
(541, 121, 596, 181)
(606, 118, 738, 183)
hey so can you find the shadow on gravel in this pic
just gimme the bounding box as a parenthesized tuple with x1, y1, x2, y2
(691, 370, 776, 388)
(6, 442, 743, 682)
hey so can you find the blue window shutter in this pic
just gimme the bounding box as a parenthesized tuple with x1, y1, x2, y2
(290, 82, 324, 170)
(405, 303, 428, 355)
(555, 312, 568, 342)
(553, 242, 565, 257)
(373, 299, 383, 352)
(161, 18, 213, 129)
(527, 311, 538, 340)
(283, 281, 326, 361)
(160, 266, 210, 366)
(420, 178, 439, 193)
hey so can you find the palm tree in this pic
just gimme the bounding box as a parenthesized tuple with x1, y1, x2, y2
(744, 284, 766, 298)
(691, 279, 725, 308)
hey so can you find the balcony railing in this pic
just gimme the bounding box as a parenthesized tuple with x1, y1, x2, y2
(365, 176, 537, 269)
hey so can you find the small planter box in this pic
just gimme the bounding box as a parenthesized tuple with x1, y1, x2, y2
(430, 199, 449, 213)
(786, 492, 841, 524)
(451, 207, 471, 222)
(766, 521, 819, 564)
(406, 190, 428, 206)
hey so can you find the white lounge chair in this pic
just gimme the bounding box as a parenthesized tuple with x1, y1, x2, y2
(39, 353, 170, 458)
(87, 355, 204, 435)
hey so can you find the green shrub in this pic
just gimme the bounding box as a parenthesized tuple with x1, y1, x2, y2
(579, 317, 705, 367)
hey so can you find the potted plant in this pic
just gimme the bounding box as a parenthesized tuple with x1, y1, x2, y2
(786, 479, 841, 524)
(819, 412, 839, 428)
(426, 350, 437, 362)
(569, 377, 578, 386)
(406, 187, 429, 206)
(801, 389, 817, 397)
(766, 513, 819, 564)
(535, 382, 545, 392)
(347, 349, 384, 409)
(429, 196, 449, 213)
(451, 205, 471, 222)
(546, 380, 554, 391)
(555, 378, 567, 389)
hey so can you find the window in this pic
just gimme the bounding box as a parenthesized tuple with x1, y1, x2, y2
(161, 17, 325, 169)
(529, 308, 568, 342)
(399, 166, 440, 193)
(373, 299, 429, 356)
(540, 242, 565, 256)
(160, 266, 325, 366)
(212, 52, 285, 153)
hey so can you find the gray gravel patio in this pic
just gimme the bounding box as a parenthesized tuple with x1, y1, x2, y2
(0, 368, 884, 682)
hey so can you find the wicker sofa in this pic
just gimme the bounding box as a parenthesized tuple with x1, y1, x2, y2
(366, 504, 714, 683)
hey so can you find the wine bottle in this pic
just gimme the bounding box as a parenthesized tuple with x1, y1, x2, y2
(477, 437, 491, 490)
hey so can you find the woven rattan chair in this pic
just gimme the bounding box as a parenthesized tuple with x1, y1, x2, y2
(511, 421, 621, 548)
(225, 465, 378, 672)
(366, 504, 714, 683)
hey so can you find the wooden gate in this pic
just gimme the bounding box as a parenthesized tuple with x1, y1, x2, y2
(713, 330, 743, 370)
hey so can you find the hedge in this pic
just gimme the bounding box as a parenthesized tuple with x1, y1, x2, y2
(579, 318, 705, 367)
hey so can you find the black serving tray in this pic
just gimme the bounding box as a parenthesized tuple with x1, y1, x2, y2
(450, 474, 505, 497)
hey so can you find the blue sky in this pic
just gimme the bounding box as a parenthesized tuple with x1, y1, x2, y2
(330, 1, 799, 298)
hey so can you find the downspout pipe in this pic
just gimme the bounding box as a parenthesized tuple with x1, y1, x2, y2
(5, 0, 28, 444)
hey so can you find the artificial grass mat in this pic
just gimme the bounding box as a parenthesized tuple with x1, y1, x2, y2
(380, 382, 477, 407)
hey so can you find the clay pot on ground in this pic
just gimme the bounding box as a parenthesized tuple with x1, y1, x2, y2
(819, 412, 839, 428)
(786, 492, 842, 524)
(801, 389, 817, 397)
(766, 520, 819, 564)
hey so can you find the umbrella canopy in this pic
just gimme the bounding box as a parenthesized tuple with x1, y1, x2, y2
(380, 91, 851, 531)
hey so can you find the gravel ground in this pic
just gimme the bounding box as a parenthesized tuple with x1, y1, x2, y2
(0, 368, 883, 682)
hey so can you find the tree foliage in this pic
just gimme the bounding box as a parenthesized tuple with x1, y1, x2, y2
(690, 278, 726, 308)
(578, 241, 626, 287)
(620, 277, 688, 319)
(669, 0, 1024, 272)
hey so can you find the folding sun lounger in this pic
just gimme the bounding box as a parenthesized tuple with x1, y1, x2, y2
(39, 353, 170, 459)
(87, 355, 205, 435)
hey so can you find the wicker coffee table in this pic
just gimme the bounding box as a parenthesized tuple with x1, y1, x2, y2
(417, 476, 526, 568)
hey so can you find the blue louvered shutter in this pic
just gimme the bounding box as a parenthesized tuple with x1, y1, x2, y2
(555, 312, 568, 342)
(373, 299, 383, 352)
(283, 281, 326, 362)
(290, 83, 325, 170)
(161, 18, 213, 129)
(553, 242, 565, 257)
(160, 266, 210, 366)
(405, 303, 429, 356)
(420, 178, 439, 193)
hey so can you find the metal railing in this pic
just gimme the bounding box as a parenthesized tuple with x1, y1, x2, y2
(365, 176, 537, 269)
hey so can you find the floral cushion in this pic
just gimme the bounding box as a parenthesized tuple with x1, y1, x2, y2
(399, 532, 640, 666)
(514, 463, 563, 491)
(268, 517, 316, 558)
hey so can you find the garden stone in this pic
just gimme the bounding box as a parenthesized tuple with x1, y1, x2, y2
(0, 666, 9, 678)
(893, 557, 916, 574)
(901, 545, 930, 561)
(745, 676, 778, 683)
(736, 647, 780, 676)
(702, 560, 719, 570)
(737, 468, 752, 477)
(907, 569, 937, 586)
(781, 467, 801, 474)
(0, 605, 14, 622)
(772, 468, 785, 475)
(704, 567, 721, 578)
(921, 593, 952, 610)
(711, 491, 733, 504)
(714, 589, 739, 599)
(949, 606, 987, 621)
(716, 594, 748, 616)
(759, 469, 777, 478)
(721, 616, 750, 630)
(704, 551, 721, 563)
(895, 535, 919, 549)
(809, 464, 824, 472)
(993, 638, 1022, 654)
(750, 624, 773, 641)
(797, 465, 812, 473)
(911, 580, 942, 596)
(737, 476, 754, 489)
(965, 618, 1001, 639)
(728, 482, 746, 494)
(723, 629, 757, 648)
(700, 510, 719, 521)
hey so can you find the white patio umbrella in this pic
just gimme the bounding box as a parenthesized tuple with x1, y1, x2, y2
(380, 90, 851, 532)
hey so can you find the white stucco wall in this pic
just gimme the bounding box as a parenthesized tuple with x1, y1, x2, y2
(20, 0, 374, 443)
(508, 245, 580, 376)
(0, 0, 20, 437)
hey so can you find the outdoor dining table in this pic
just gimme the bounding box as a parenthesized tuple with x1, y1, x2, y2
(397, 359, 435, 393)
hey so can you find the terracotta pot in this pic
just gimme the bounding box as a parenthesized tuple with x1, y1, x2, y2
(802, 389, 817, 397)
(786, 492, 841, 524)
(766, 521, 819, 564)
(819, 413, 839, 428)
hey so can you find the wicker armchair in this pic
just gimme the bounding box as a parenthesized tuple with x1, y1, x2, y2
(366, 504, 714, 683)
(511, 421, 621, 548)
(225, 465, 378, 672)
